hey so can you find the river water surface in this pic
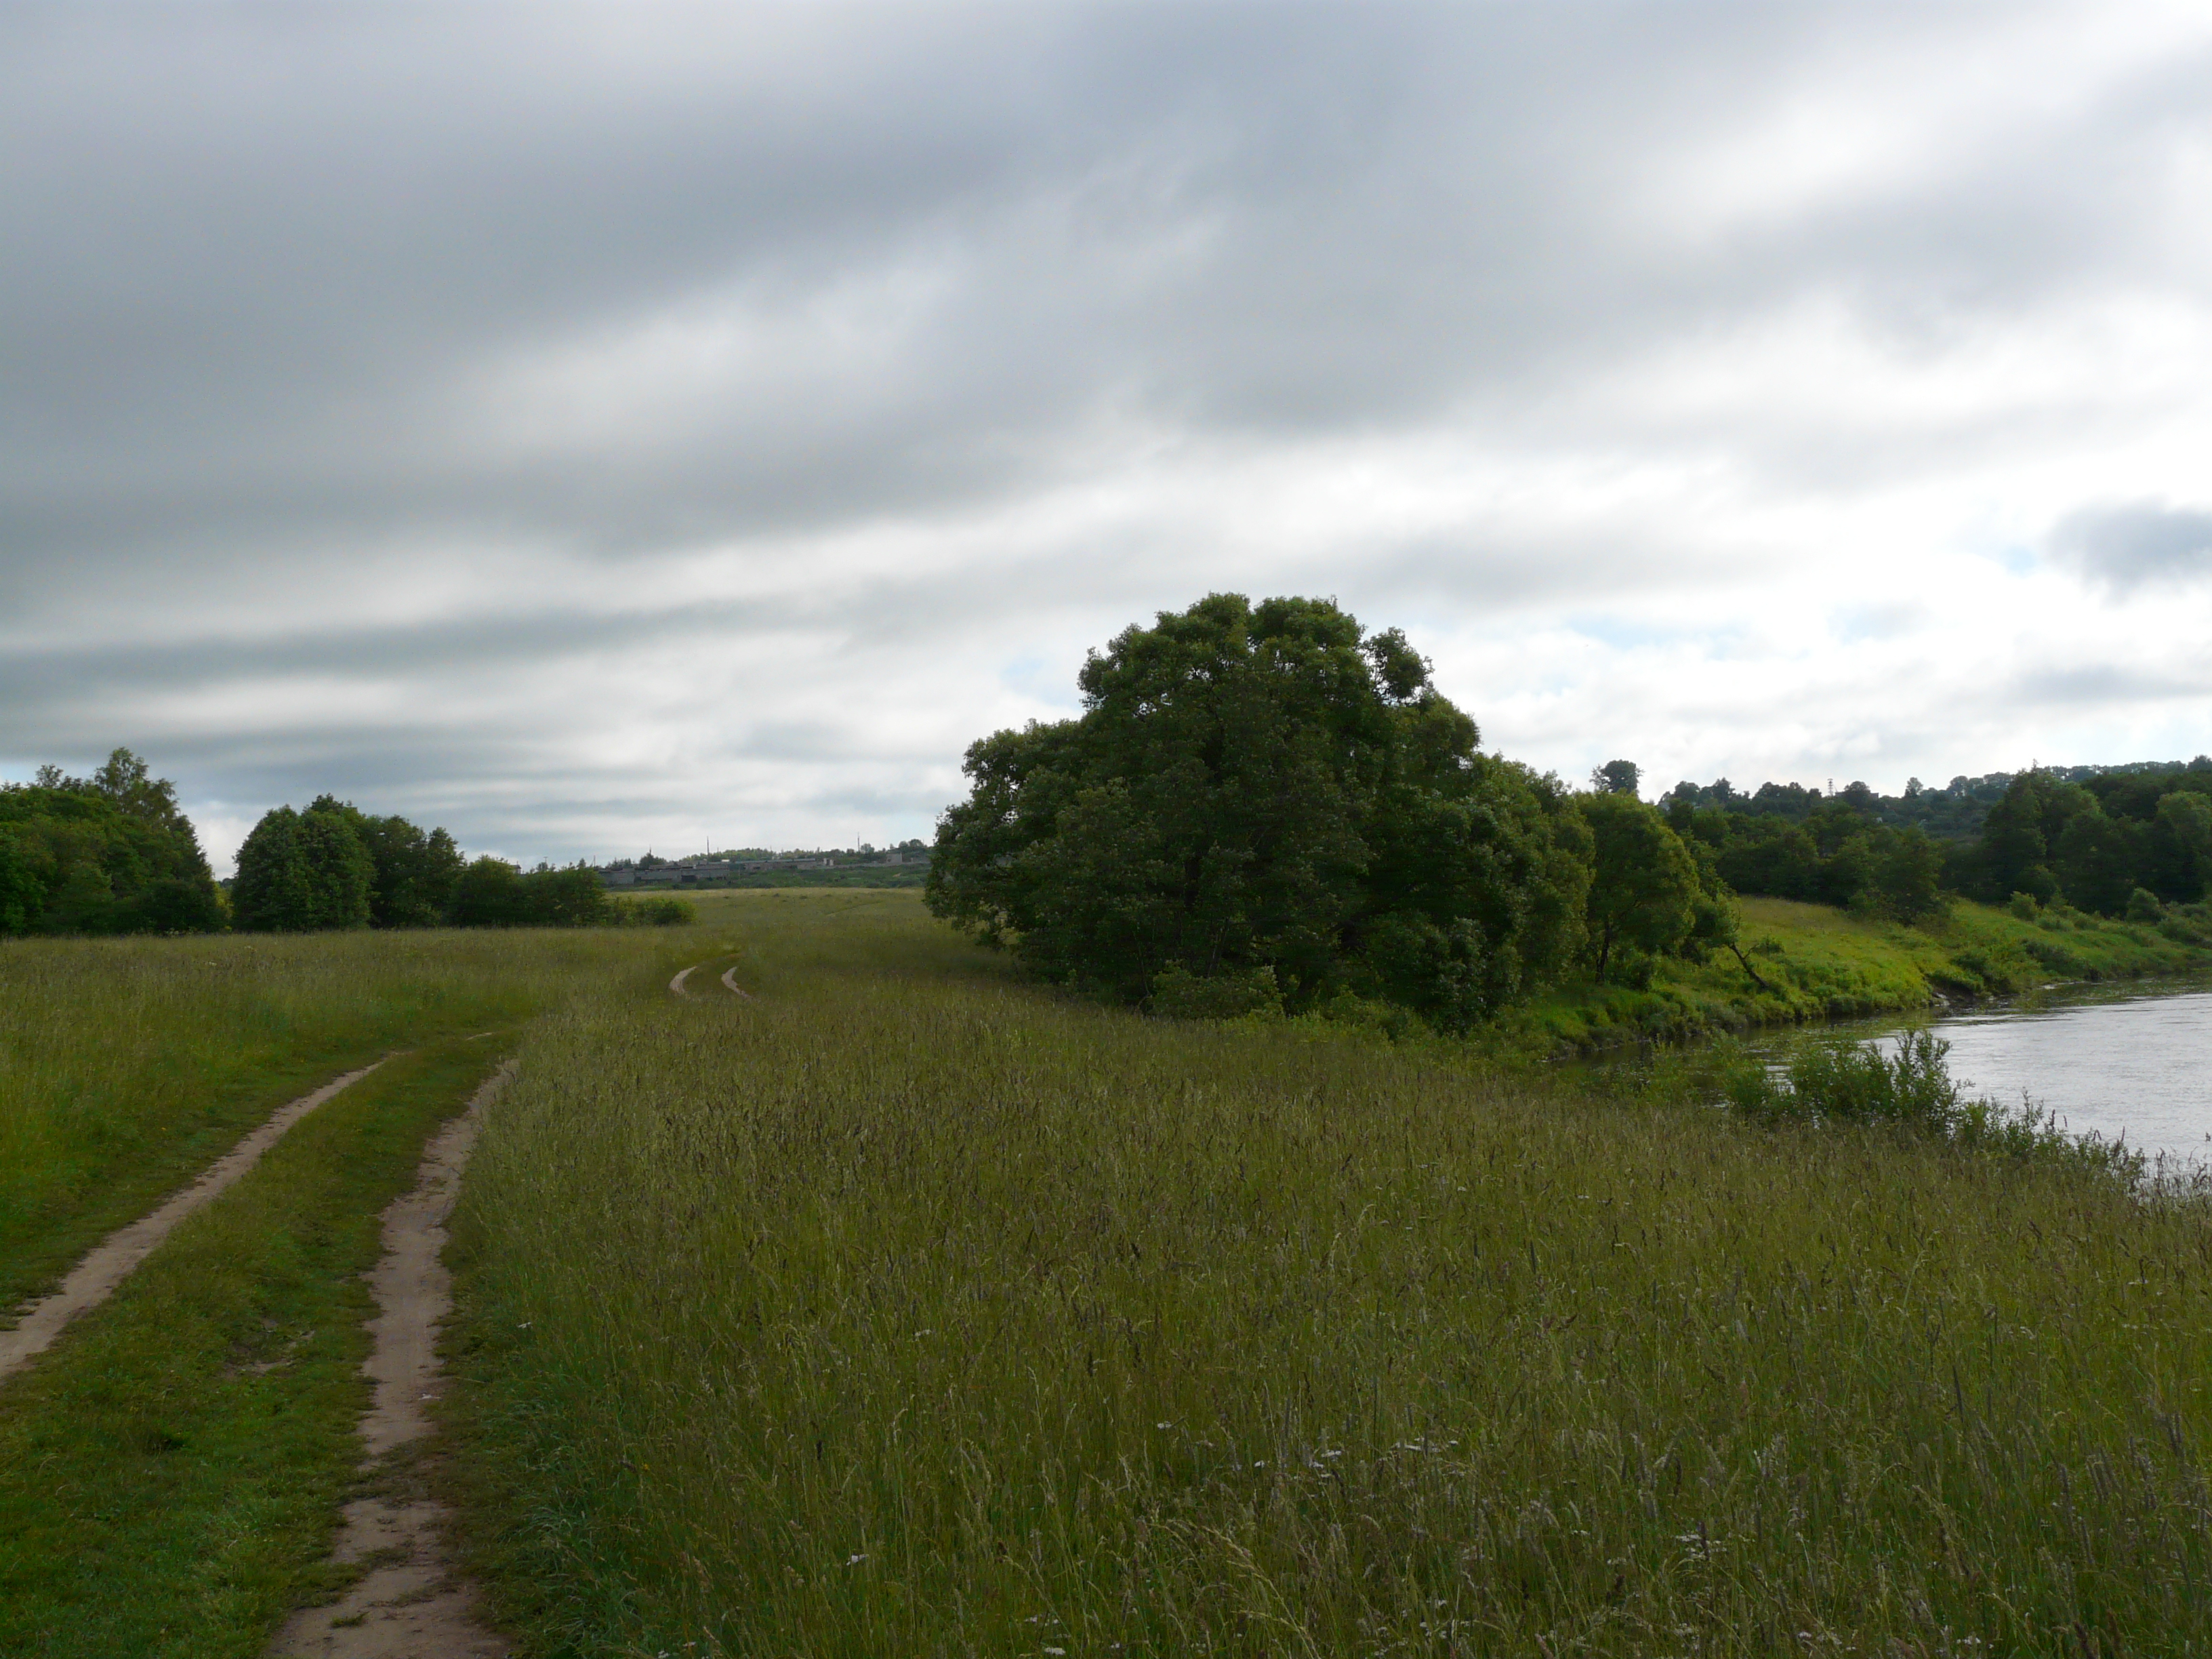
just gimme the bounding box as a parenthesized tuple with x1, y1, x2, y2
(1809, 983, 2212, 1166)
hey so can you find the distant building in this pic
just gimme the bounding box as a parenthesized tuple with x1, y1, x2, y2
(597, 848, 925, 885)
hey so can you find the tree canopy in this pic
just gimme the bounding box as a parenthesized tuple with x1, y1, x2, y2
(1662, 758, 2212, 919)
(1580, 792, 1698, 983)
(230, 798, 378, 932)
(0, 750, 223, 937)
(927, 594, 1592, 1029)
(228, 795, 619, 932)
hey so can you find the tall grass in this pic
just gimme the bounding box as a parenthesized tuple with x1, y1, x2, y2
(453, 894, 2212, 1655)
(0, 926, 688, 1313)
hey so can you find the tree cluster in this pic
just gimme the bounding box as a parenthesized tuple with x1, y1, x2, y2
(1661, 796, 1946, 922)
(230, 795, 630, 932)
(928, 595, 1744, 1029)
(1662, 759, 2212, 921)
(0, 750, 224, 937)
(1948, 766, 2212, 916)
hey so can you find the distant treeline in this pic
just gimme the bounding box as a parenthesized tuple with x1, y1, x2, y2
(0, 751, 225, 937)
(0, 750, 689, 937)
(232, 797, 691, 932)
(1662, 758, 2212, 918)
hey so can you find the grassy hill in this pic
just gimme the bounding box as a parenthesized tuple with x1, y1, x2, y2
(1510, 895, 2212, 1054)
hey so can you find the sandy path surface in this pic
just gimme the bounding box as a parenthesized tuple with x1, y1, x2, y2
(0, 1062, 385, 1385)
(269, 1065, 513, 1659)
(720, 964, 754, 999)
(668, 961, 701, 995)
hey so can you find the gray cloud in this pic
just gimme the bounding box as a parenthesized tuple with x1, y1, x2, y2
(5, 2, 2210, 864)
(2049, 502, 2212, 592)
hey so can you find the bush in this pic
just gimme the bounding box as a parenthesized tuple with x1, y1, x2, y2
(615, 896, 695, 927)
(1725, 1031, 2136, 1172)
(449, 859, 615, 928)
(2021, 936, 2085, 974)
(1145, 963, 1284, 1020)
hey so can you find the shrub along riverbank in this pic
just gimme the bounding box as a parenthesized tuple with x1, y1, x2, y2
(448, 890, 2212, 1657)
(1507, 893, 2212, 1055)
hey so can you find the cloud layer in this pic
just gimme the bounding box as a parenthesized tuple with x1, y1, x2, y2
(6, 2, 2211, 868)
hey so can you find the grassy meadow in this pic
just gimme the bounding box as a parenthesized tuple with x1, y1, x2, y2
(449, 890, 2212, 1656)
(0, 923, 727, 1656)
(0, 1036, 510, 1656)
(0, 925, 697, 1316)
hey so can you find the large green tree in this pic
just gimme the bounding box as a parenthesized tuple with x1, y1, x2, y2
(1578, 792, 1699, 983)
(928, 594, 1590, 1028)
(304, 796, 467, 926)
(230, 800, 375, 932)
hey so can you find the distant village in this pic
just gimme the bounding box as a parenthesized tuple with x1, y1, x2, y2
(597, 839, 930, 887)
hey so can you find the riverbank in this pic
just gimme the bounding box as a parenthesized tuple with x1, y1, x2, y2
(1509, 895, 2212, 1054)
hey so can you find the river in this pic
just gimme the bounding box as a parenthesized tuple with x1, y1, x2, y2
(1805, 982, 2212, 1166)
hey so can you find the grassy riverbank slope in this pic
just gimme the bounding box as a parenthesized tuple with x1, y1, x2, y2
(450, 892, 2212, 1657)
(1512, 895, 2212, 1054)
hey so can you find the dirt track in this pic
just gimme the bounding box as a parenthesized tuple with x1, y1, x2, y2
(0, 1062, 384, 1385)
(268, 1065, 512, 1659)
(671, 959, 751, 999)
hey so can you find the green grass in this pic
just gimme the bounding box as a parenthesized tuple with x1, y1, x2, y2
(1512, 895, 2212, 1054)
(449, 890, 2212, 1656)
(0, 925, 697, 1317)
(0, 1035, 511, 1658)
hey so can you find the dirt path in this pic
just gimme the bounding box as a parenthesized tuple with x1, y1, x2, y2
(269, 1065, 512, 1659)
(671, 960, 751, 1000)
(0, 1061, 385, 1384)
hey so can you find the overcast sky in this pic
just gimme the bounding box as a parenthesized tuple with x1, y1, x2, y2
(6, 3, 2211, 872)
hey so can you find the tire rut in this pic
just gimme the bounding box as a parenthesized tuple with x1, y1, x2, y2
(268, 1063, 513, 1658)
(0, 1061, 386, 1385)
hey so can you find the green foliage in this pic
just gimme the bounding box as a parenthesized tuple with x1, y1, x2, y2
(1507, 893, 2212, 1056)
(1664, 762, 2212, 921)
(230, 801, 374, 932)
(928, 594, 1589, 1029)
(1949, 767, 2212, 915)
(448, 858, 613, 928)
(232, 794, 620, 933)
(1665, 794, 1947, 921)
(1146, 961, 1284, 1019)
(235, 796, 466, 931)
(1580, 791, 1697, 982)
(1588, 757, 1641, 794)
(619, 895, 697, 926)
(1723, 1030, 2131, 1171)
(0, 750, 223, 937)
(345, 806, 466, 926)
